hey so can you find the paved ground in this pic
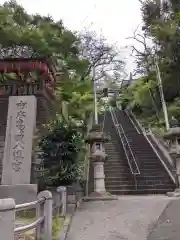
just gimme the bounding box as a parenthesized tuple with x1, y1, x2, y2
(147, 198, 180, 240)
(66, 195, 172, 240)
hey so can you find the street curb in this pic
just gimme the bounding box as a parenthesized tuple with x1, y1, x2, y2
(59, 200, 82, 240)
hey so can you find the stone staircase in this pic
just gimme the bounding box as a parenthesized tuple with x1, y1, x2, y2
(115, 110, 176, 194)
(99, 113, 137, 195)
(100, 110, 176, 195)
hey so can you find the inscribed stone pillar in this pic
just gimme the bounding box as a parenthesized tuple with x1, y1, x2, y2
(0, 96, 37, 204)
(2, 96, 37, 185)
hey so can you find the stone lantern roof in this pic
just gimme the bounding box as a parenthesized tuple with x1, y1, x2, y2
(164, 127, 180, 140)
(85, 124, 109, 144)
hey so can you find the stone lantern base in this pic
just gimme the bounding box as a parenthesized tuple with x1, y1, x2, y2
(164, 127, 180, 197)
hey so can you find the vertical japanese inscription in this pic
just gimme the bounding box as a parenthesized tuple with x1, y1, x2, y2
(12, 101, 27, 172)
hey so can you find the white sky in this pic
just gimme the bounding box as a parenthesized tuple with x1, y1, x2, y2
(0, 0, 143, 73)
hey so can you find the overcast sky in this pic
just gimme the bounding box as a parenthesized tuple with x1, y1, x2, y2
(0, 0, 142, 73)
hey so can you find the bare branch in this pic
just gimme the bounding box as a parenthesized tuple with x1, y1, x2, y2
(78, 30, 126, 82)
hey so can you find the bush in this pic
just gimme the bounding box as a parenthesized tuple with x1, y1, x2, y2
(38, 120, 84, 187)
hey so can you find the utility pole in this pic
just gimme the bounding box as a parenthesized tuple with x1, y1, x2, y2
(154, 54, 170, 130)
(154, 0, 170, 131)
(92, 66, 98, 124)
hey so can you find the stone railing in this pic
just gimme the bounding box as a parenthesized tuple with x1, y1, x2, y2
(0, 187, 67, 240)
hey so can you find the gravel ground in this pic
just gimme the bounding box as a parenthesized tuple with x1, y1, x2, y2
(66, 195, 172, 240)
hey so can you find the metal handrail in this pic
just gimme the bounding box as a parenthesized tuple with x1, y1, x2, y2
(14, 216, 45, 234)
(127, 110, 176, 183)
(110, 108, 140, 175)
(102, 110, 106, 132)
(15, 197, 46, 237)
(0, 189, 67, 240)
(15, 198, 45, 211)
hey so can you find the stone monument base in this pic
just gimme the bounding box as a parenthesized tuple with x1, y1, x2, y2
(0, 184, 37, 204)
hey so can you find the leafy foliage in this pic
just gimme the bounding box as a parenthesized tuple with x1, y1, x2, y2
(38, 120, 84, 186)
(119, 0, 180, 132)
(0, 0, 79, 65)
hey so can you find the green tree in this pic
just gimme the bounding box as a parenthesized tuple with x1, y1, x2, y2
(38, 120, 84, 187)
(0, 1, 93, 122)
(120, 0, 180, 132)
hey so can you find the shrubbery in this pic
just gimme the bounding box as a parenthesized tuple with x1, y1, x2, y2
(38, 120, 84, 188)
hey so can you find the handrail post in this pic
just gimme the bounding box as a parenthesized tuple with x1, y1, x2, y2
(57, 186, 67, 217)
(38, 190, 53, 240)
(36, 199, 44, 239)
(0, 198, 15, 240)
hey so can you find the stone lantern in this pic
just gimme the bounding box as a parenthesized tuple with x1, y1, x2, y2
(164, 127, 180, 196)
(85, 124, 117, 200)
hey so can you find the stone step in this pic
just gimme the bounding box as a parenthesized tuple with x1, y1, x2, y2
(138, 166, 166, 170)
(137, 169, 167, 173)
(104, 163, 131, 167)
(106, 182, 135, 188)
(105, 163, 129, 166)
(105, 166, 130, 170)
(137, 180, 173, 185)
(105, 161, 128, 164)
(105, 172, 132, 177)
(106, 185, 135, 190)
(105, 169, 131, 173)
(108, 188, 174, 195)
(136, 175, 173, 180)
(137, 183, 174, 189)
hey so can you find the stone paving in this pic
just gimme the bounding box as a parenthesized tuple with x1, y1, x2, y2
(66, 195, 173, 240)
(147, 198, 180, 240)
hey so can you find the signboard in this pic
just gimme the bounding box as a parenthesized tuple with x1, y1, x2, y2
(0, 60, 48, 73)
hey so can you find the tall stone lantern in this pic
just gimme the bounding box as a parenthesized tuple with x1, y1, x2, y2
(164, 127, 180, 197)
(85, 124, 117, 200)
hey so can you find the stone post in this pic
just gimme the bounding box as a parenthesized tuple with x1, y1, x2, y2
(0, 198, 15, 240)
(57, 186, 67, 216)
(37, 190, 53, 240)
(85, 124, 117, 200)
(164, 127, 180, 197)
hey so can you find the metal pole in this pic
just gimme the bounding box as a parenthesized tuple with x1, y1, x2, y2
(155, 55, 170, 130)
(92, 67, 98, 124)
